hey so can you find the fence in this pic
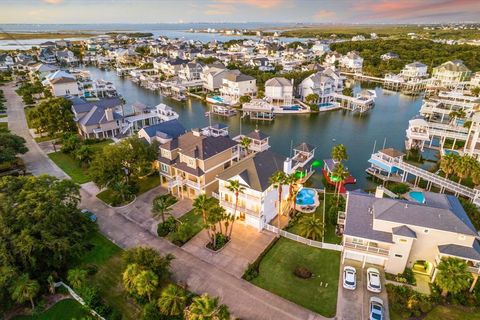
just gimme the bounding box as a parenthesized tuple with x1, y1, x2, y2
(54, 281, 106, 320)
(264, 224, 343, 252)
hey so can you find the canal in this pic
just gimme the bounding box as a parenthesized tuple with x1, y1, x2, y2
(85, 66, 423, 190)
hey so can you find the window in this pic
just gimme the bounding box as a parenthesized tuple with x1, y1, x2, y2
(395, 254, 403, 258)
(399, 239, 407, 243)
(160, 163, 168, 173)
(188, 158, 195, 167)
(352, 238, 364, 245)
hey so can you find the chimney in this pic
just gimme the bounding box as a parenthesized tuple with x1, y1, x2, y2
(105, 108, 114, 121)
(375, 185, 384, 199)
(283, 157, 292, 174)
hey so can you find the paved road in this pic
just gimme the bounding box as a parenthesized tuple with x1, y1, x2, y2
(5, 83, 329, 320)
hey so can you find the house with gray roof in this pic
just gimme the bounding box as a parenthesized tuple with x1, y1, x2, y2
(265, 77, 293, 106)
(216, 150, 290, 230)
(432, 60, 472, 87)
(341, 188, 480, 290)
(138, 119, 186, 144)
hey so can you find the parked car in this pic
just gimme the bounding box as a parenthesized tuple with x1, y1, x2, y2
(367, 267, 382, 293)
(369, 297, 384, 320)
(81, 209, 98, 222)
(343, 266, 356, 290)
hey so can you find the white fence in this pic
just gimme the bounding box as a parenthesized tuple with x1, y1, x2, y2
(54, 281, 106, 320)
(264, 224, 343, 252)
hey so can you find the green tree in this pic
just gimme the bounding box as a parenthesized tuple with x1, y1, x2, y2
(158, 284, 187, 316)
(0, 130, 27, 164)
(28, 97, 76, 137)
(193, 195, 216, 237)
(269, 171, 287, 231)
(11, 274, 40, 310)
(240, 137, 252, 154)
(305, 93, 319, 105)
(226, 179, 245, 238)
(298, 215, 324, 241)
(454, 155, 474, 184)
(239, 95, 251, 104)
(67, 268, 88, 289)
(185, 294, 230, 320)
(123, 263, 142, 295)
(342, 87, 353, 96)
(152, 194, 177, 223)
(60, 132, 81, 154)
(435, 257, 472, 297)
(284, 173, 298, 216)
(122, 247, 173, 283)
(331, 144, 348, 162)
(134, 270, 158, 302)
(74, 145, 94, 168)
(440, 153, 460, 180)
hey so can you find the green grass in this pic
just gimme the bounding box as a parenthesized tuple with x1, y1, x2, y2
(423, 305, 480, 320)
(13, 299, 89, 320)
(0, 114, 7, 118)
(74, 232, 122, 266)
(48, 140, 113, 184)
(34, 133, 62, 143)
(0, 122, 7, 129)
(167, 209, 204, 245)
(250, 238, 340, 317)
(97, 173, 161, 206)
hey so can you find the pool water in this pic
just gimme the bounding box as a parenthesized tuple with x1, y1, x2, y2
(409, 191, 425, 204)
(318, 102, 334, 108)
(211, 95, 224, 103)
(296, 188, 317, 205)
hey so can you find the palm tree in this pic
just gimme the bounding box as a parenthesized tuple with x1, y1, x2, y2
(75, 145, 94, 168)
(284, 173, 298, 217)
(134, 270, 159, 302)
(67, 268, 87, 289)
(226, 179, 245, 238)
(471, 164, 480, 187)
(331, 163, 348, 196)
(240, 137, 252, 155)
(298, 215, 324, 241)
(193, 195, 214, 239)
(435, 257, 472, 297)
(158, 284, 187, 316)
(440, 153, 459, 180)
(305, 93, 319, 105)
(11, 274, 39, 310)
(331, 144, 348, 163)
(123, 263, 141, 295)
(185, 294, 230, 320)
(269, 171, 287, 231)
(112, 180, 133, 203)
(449, 109, 466, 124)
(454, 156, 473, 184)
(153, 194, 176, 223)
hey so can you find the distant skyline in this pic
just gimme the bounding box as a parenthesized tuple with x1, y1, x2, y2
(0, 0, 479, 24)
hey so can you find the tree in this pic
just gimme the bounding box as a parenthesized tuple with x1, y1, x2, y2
(0, 130, 27, 164)
(342, 87, 353, 97)
(67, 268, 88, 289)
(472, 87, 480, 97)
(269, 171, 287, 231)
(11, 274, 39, 310)
(123, 263, 142, 295)
(331, 144, 348, 163)
(305, 93, 319, 105)
(240, 137, 252, 155)
(239, 95, 251, 104)
(449, 109, 467, 123)
(122, 247, 173, 283)
(435, 257, 472, 297)
(226, 180, 245, 238)
(158, 284, 187, 316)
(440, 153, 459, 180)
(298, 215, 324, 241)
(60, 132, 81, 154)
(134, 270, 158, 302)
(332, 163, 349, 200)
(0, 176, 93, 287)
(28, 97, 76, 137)
(454, 155, 474, 184)
(74, 145, 94, 168)
(193, 195, 215, 235)
(284, 173, 298, 216)
(185, 294, 230, 320)
(153, 194, 177, 223)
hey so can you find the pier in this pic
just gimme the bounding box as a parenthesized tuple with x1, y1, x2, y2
(333, 91, 376, 113)
(341, 72, 427, 95)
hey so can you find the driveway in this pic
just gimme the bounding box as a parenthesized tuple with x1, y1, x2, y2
(337, 259, 390, 320)
(182, 223, 276, 278)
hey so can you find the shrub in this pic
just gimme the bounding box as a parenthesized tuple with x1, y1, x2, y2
(169, 222, 193, 245)
(293, 266, 312, 279)
(157, 217, 178, 237)
(243, 263, 259, 281)
(206, 233, 229, 251)
(387, 284, 433, 318)
(84, 263, 99, 276)
(388, 182, 410, 195)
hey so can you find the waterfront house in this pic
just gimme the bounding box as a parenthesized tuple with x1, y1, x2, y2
(341, 51, 363, 72)
(56, 49, 78, 65)
(325, 51, 343, 66)
(299, 71, 336, 104)
(340, 188, 480, 291)
(178, 62, 204, 82)
(265, 77, 294, 106)
(234, 129, 271, 154)
(470, 72, 480, 89)
(216, 150, 290, 230)
(0, 54, 14, 71)
(219, 71, 257, 102)
(29, 63, 59, 80)
(432, 60, 472, 87)
(138, 119, 186, 144)
(311, 43, 330, 56)
(42, 70, 80, 97)
(39, 47, 56, 64)
(401, 62, 428, 81)
(248, 57, 275, 72)
(201, 63, 229, 91)
(158, 126, 239, 199)
(72, 98, 124, 138)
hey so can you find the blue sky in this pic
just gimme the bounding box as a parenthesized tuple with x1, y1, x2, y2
(0, 0, 479, 24)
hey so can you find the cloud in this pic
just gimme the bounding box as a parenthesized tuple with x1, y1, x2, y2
(204, 3, 234, 15)
(43, 0, 63, 4)
(215, 0, 283, 9)
(314, 9, 335, 20)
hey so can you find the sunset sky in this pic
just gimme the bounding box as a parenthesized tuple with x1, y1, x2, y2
(0, 0, 479, 24)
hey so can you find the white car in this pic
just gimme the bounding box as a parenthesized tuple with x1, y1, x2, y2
(369, 297, 384, 320)
(367, 267, 382, 293)
(343, 266, 356, 290)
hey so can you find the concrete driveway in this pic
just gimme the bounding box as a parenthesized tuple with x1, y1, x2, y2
(182, 223, 276, 278)
(337, 259, 390, 320)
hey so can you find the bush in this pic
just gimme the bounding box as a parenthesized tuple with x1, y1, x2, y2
(206, 233, 229, 251)
(169, 222, 194, 245)
(386, 268, 416, 285)
(243, 263, 259, 281)
(84, 263, 99, 276)
(388, 182, 410, 195)
(157, 217, 178, 237)
(293, 266, 312, 279)
(387, 284, 433, 317)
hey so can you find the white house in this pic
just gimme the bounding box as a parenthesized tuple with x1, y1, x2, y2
(0, 54, 14, 71)
(401, 62, 428, 81)
(432, 60, 472, 87)
(216, 150, 290, 230)
(325, 52, 343, 65)
(42, 70, 79, 97)
(265, 77, 294, 106)
(219, 71, 257, 102)
(299, 69, 343, 104)
(341, 51, 363, 71)
(381, 52, 399, 61)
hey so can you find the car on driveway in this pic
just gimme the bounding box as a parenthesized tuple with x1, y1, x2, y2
(367, 267, 382, 293)
(369, 297, 384, 320)
(81, 209, 98, 222)
(343, 266, 357, 290)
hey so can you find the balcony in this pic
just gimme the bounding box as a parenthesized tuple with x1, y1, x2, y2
(344, 241, 390, 256)
(220, 200, 260, 217)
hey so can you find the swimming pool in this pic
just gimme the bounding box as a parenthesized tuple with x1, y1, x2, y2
(318, 103, 334, 108)
(409, 191, 425, 204)
(296, 188, 317, 205)
(282, 105, 301, 111)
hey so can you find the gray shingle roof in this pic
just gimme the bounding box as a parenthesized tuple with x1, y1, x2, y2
(438, 241, 480, 262)
(247, 129, 268, 141)
(295, 142, 315, 152)
(72, 98, 123, 114)
(217, 150, 286, 192)
(265, 77, 292, 87)
(392, 225, 417, 238)
(140, 119, 186, 139)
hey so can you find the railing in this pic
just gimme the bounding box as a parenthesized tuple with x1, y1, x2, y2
(468, 266, 480, 274)
(264, 224, 343, 252)
(54, 282, 106, 320)
(343, 241, 390, 256)
(220, 200, 260, 217)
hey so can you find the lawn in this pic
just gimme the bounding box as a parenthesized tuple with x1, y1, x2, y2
(73, 232, 122, 266)
(250, 238, 340, 317)
(48, 139, 113, 184)
(167, 209, 204, 245)
(13, 299, 89, 320)
(0, 122, 7, 129)
(423, 305, 480, 320)
(97, 173, 161, 206)
(0, 114, 7, 118)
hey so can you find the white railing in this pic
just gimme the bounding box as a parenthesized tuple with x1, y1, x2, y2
(220, 200, 260, 217)
(54, 282, 106, 320)
(343, 241, 390, 256)
(264, 224, 343, 252)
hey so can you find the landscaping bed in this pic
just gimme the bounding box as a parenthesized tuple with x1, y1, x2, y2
(164, 209, 204, 246)
(250, 238, 340, 317)
(96, 173, 160, 206)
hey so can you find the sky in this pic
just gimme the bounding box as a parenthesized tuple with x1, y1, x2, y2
(0, 0, 479, 24)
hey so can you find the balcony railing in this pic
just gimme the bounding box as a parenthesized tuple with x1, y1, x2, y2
(468, 266, 480, 274)
(344, 241, 390, 256)
(220, 200, 260, 217)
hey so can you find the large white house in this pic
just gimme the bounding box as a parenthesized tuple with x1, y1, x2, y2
(432, 60, 472, 87)
(219, 71, 257, 102)
(42, 70, 80, 97)
(341, 51, 363, 71)
(265, 77, 294, 106)
(401, 61, 429, 81)
(299, 70, 340, 104)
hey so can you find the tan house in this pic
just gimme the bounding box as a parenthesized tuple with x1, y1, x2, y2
(432, 60, 472, 87)
(158, 126, 239, 199)
(341, 189, 480, 291)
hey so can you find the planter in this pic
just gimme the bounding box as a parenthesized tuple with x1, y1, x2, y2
(205, 237, 231, 253)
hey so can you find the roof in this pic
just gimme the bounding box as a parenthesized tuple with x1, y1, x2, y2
(378, 148, 404, 158)
(438, 241, 480, 262)
(71, 98, 124, 114)
(392, 225, 417, 238)
(140, 119, 186, 139)
(78, 106, 122, 126)
(217, 150, 286, 192)
(435, 60, 470, 73)
(224, 72, 255, 82)
(265, 77, 292, 88)
(246, 129, 269, 141)
(406, 61, 427, 68)
(295, 142, 315, 152)
(50, 77, 76, 84)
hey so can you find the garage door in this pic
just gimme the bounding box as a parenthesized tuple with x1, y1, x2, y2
(365, 255, 386, 266)
(345, 250, 366, 262)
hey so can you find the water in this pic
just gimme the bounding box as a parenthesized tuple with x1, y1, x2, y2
(85, 66, 423, 190)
